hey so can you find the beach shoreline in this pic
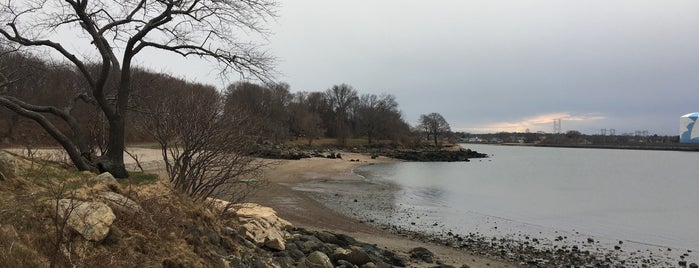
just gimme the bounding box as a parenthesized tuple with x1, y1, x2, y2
(248, 151, 518, 268)
(249, 150, 694, 268)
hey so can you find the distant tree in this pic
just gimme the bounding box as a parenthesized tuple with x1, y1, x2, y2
(418, 112, 451, 147)
(288, 92, 324, 146)
(324, 84, 358, 145)
(355, 93, 400, 145)
(0, 0, 276, 177)
(224, 82, 292, 142)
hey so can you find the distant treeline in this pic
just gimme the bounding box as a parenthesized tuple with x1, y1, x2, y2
(459, 131, 680, 145)
(0, 50, 414, 148)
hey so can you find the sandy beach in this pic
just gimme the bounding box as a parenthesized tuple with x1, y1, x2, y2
(247, 152, 518, 268)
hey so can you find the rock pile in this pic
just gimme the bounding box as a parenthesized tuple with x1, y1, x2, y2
(239, 227, 422, 268)
(233, 203, 293, 251)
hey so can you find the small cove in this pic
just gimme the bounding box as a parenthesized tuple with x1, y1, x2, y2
(294, 144, 699, 266)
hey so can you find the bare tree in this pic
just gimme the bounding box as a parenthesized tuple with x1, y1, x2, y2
(138, 84, 267, 202)
(355, 93, 402, 145)
(0, 0, 276, 177)
(224, 81, 291, 142)
(288, 92, 324, 146)
(324, 84, 358, 145)
(418, 112, 451, 148)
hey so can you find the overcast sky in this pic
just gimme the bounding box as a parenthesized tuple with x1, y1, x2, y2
(58, 0, 699, 135)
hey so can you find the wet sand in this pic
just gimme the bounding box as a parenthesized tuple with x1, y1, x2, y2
(247, 152, 518, 268)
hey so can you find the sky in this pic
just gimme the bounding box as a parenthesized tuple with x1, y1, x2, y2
(34, 0, 699, 135)
(259, 0, 699, 135)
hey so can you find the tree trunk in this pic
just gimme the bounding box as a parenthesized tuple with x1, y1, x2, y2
(96, 116, 128, 178)
(0, 97, 94, 171)
(433, 135, 438, 148)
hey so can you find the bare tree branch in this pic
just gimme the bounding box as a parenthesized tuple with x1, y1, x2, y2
(0, 0, 278, 177)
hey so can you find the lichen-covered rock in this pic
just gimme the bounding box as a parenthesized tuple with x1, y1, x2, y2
(94, 172, 118, 185)
(0, 151, 18, 180)
(218, 201, 292, 251)
(56, 199, 116, 242)
(332, 246, 372, 266)
(302, 251, 333, 268)
(99, 191, 144, 213)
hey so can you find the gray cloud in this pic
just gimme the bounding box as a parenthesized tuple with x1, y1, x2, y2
(263, 0, 699, 135)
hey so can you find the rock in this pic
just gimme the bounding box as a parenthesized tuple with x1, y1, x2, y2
(360, 262, 376, 268)
(56, 199, 116, 242)
(314, 231, 344, 246)
(265, 230, 286, 251)
(298, 240, 323, 254)
(273, 256, 296, 268)
(679, 260, 687, 267)
(409, 247, 434, 263)
(689, 263, 698, 268)
(587, 238, 594, 243)
(303, 251, 333, 268)
(289, 249, 305, 261)
(382, 251, 407, 267)
(231, 202, 292, 250)
(345, 246, 373, 266)
(94, 172, 118, 185)
(0, 151, 18, 180)
(336, 259, 355, 268)
(98, 191, 144, 213)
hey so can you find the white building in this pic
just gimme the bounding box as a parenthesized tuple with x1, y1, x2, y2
(680, 112, 699, 143)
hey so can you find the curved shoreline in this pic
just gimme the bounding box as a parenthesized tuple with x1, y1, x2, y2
(249, 152, 518, 267)
(287, 157, 696, 267)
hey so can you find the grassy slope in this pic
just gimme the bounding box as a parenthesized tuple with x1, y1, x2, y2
(0, 152, 257, 268)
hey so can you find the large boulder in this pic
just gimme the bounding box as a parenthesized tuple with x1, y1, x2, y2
(56, 199, 116, 242)
(94, 172, 118, 185)
(300, 251, 333, 268)
(0, 151, 18, 180)
(331, 246, 372, 266)
(98, 192, 144, 214)
(409, 247, 435, 263)
(228, 202, 292, 251)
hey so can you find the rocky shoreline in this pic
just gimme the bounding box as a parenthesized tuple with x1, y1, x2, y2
(377, 149, 487, 162)
(253, 144, 488, 162)
(294, 175, 697, 268)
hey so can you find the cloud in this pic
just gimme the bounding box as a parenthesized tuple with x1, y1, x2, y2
(459, 112, 606, 133)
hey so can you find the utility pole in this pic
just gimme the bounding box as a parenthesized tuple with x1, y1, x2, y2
(553, 119, 562, 134)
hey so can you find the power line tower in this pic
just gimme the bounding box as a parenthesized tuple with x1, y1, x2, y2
(553, 119, 562, 134)
(609, 129, 616, 136)
(601, 129, 607, 136)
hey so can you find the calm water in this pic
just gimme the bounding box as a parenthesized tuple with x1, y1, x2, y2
(354, 144, 699, 252)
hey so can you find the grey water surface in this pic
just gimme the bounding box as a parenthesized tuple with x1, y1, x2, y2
(355, 144, 699, 250)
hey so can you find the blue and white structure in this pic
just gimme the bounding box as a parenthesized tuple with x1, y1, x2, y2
(680, 112, 699, 143)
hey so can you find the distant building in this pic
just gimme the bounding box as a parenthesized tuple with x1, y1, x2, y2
(680, 112, 699, 143)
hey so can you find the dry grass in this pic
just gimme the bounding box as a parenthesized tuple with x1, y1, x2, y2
(0, 151, 247, 268)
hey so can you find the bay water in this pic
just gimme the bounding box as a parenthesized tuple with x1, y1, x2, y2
(294, 144, 699, 264)
(355, 144, 699, 250)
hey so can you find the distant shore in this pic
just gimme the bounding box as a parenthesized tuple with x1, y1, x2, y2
(475, 142, 699, 152)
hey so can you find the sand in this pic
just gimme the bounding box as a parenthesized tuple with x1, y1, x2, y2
(247, 152, 518, 268)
